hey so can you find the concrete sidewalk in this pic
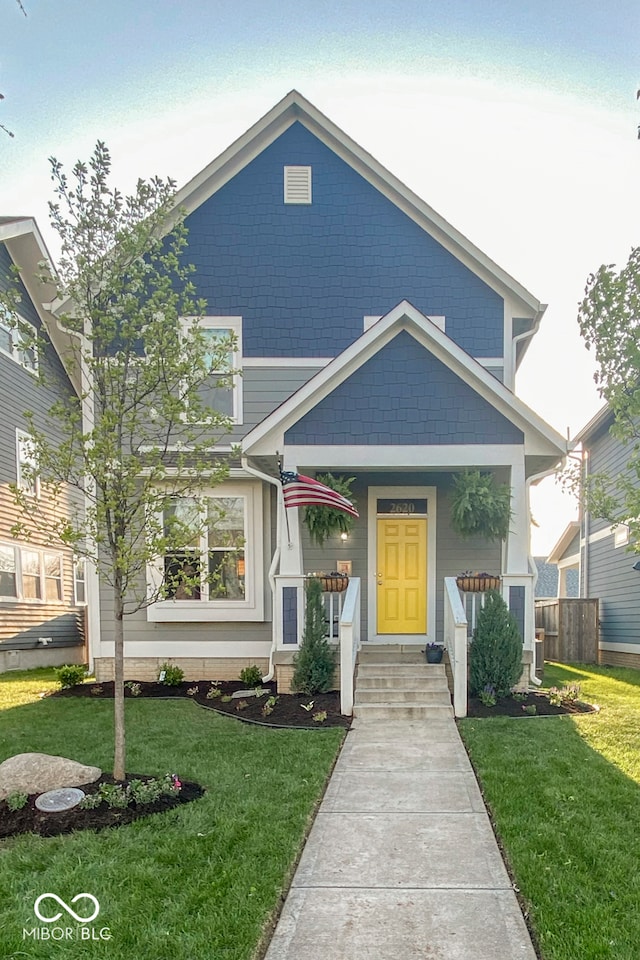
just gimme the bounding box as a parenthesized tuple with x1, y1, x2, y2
(264, 718, 537, 960)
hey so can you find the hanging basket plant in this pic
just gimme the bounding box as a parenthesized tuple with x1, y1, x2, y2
(303, 473, 357, 546)
(450, 470, 512, 542)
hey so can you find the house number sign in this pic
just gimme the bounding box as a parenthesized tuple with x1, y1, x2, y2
(377, 498, 428, 516)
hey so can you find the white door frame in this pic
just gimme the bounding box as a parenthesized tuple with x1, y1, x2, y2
(367, 485, 437, 644)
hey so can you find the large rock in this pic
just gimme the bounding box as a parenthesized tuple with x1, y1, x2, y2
(0, 753, 101, 800)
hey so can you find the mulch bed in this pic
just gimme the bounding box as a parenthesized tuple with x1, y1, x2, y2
(54, 680, 353, 730)
(0, 774, 204, 840)
(466, 691, 597, 718)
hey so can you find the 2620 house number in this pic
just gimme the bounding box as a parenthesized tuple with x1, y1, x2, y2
(377, 498, 427, 516)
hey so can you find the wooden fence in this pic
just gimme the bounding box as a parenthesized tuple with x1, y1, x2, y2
(534, 599, 599, 664)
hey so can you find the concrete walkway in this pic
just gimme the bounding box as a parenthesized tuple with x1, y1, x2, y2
(264, 718, 537, 960)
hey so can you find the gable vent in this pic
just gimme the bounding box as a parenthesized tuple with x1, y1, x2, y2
(284, 165, 312, 204)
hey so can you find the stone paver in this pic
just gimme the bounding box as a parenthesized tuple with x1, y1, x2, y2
(263, 717, 537, 960)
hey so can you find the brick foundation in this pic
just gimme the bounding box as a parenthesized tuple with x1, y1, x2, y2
(93, 656, 270, 683)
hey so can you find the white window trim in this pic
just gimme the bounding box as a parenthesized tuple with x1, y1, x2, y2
(16, 429, 40, 498)
(0, 541, 64, 604)
(182, 316, 243, 425)
(0, 542, 18, 601)
(284, 165, 312, 204)
(147, 479, 264, 622)
(614, 523, 630, 548)
(73, 556, 87, 606)
(0, 312, 38, 373)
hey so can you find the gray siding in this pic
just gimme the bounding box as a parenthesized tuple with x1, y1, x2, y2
(0, 242, 84, 651)
(584, 420, 640, 646)
(227, 365, 322, 444)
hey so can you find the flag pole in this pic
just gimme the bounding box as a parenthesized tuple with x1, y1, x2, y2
(278, 460, 293, 547)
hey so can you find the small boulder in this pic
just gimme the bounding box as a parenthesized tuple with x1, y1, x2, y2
(0, 753, 101, 800)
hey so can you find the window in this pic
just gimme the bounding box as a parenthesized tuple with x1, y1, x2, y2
(148, 481, 263, 622)
(162, 496, 245, 602)
(614, 523, 630, 548)
(16, 430, 40, 497)
(0, 543, 63, 603)
(0, 544, 18, 599)
(74, 557, 87, 605)
(284, 165, 312, 204)
(21, 549, 42, 600)
(0, 311, 38, 372)
(44, 553, 63, 601)
(184, 317, 242, 423)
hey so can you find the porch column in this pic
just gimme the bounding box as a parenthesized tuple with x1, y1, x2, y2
(505, 454, 528, 573)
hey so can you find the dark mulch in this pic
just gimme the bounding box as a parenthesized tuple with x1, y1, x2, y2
(54, 680, 352, 730)
(466, 691, 598, 719)
(0, 774, 204, 840)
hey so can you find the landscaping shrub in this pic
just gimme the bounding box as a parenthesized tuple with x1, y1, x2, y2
(239, 665, 262, 686)
(159, 663, 184, 686)
(53, 664, 88, 689)
(292, 578, 336, 695)
(469, 590, 523, 697)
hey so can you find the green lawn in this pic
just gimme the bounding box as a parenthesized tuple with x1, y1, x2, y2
(460, 662, 640, 960)
(0, 670, 344, 959)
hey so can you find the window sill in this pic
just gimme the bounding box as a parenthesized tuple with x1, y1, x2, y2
(147, 599, 264, 623)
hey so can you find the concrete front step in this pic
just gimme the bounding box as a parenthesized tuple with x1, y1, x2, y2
(353, 702, 455, 720)
(356, 674, 447, 691)
(357, 662, 447, 678)
(354, 687, 452, 705)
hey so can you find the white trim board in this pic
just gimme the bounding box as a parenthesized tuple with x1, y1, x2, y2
(95, 640, 272, 659)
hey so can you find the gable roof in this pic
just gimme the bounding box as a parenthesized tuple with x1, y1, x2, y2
(241, 300, 566, 462)
(574, 402, 612, 444)
(0, 218, 80, 394)
(172, 90, 546, 322)
(547, 521, 580, 564)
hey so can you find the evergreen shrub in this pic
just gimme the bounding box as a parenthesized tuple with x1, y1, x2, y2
(469, 590, 523, 697)
(292, 578, 336, 695)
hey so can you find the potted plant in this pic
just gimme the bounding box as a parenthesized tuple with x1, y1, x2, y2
(450, 470, 512, 542)
(425, 642, 444, 664)
(303, 473, 357, 546)
(312, 572, 350, 593)
(456, 570, 502, 592)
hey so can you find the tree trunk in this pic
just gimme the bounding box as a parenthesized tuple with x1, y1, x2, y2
(113, 585, 126, 781)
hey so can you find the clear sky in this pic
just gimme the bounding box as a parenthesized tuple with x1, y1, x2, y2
(1, 0, 638, 553)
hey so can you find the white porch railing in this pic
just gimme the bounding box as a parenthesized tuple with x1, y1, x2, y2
(273, 574, 360, 716)
(443, 576, 468, 718)
(338, 577, 361, 716)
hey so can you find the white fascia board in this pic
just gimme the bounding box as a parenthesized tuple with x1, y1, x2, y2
(242, 301, 567, 459)
(599, 641, 640, 653)
(2, 226, 82, 396)
(281, 443, 525, 470)
(169, 91, 543, 316)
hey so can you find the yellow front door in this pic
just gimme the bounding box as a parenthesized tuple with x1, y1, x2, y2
(376, 518, 427, 634)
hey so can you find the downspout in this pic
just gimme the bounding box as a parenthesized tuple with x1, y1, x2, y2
(241, 456, 281, 682)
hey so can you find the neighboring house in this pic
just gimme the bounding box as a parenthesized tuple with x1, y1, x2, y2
(0, 218, 85, 672)
(61, 91, 566, 686)
(545, 522, 580, 597)
(575, 405, 640, 669)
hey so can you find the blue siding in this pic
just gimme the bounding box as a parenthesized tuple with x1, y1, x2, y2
(282, 586, 299, 645)
(184, 123, 504, 359)
(509, 585, 525, 642)
(284, 331, 523, 446)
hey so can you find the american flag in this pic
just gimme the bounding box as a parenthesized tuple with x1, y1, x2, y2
(280, 471, 359, 518)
